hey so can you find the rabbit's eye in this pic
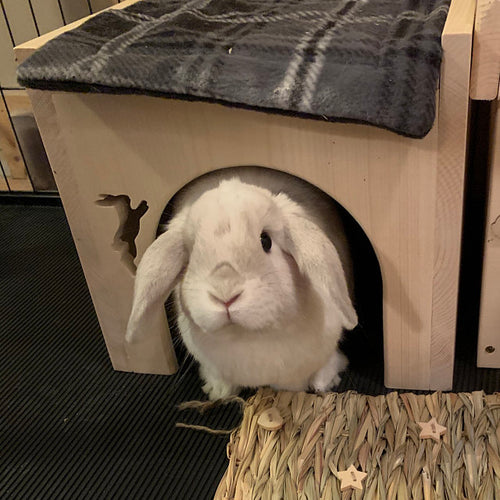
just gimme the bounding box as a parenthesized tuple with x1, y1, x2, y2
(260, 231, 272, 253)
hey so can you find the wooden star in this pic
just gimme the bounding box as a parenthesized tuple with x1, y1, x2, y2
(418, 417, 447, 442)
(336, 465, 367, 491)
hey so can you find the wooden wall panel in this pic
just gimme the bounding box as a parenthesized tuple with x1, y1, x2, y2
(2, 1, 38, 43)
(430, 0, 475, 389)
(0, 90, 32, 191)
(59, 0, 91, 24)
(0, 0, 123, 191)
(470, 0, 500, 100)
(91, 0, 121, 13)
(0, 8, 18, 87)
(30, 0, 65, 35)
(0, 165, 8, 190)
(478, 99, 500, 367)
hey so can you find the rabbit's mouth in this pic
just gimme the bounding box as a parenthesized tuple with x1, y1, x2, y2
(179, 287, 242, 333)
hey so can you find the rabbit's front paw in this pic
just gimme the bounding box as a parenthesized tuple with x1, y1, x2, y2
(200, 368, 238, 400)
(310, 349, 348, 393)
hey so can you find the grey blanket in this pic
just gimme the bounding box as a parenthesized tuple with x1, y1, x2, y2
(17, 0, 450, 138)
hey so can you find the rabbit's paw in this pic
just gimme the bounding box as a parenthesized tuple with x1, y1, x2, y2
(200, 370, 238, 401)
(310, 349, 348, 393)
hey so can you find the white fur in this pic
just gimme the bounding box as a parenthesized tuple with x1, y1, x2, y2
(126, 170, 357, 400)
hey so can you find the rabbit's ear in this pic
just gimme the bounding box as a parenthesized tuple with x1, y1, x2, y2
(126, 210, 188, 343)
(279, 196, 357, 331)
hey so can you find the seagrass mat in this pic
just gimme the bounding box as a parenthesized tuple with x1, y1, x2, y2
(214, 388, 500, 499)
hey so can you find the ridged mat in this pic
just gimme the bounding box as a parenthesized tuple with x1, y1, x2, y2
(1, 204, 499, 499)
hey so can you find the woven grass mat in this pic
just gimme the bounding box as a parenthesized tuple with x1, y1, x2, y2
(214, 388, 500, 499)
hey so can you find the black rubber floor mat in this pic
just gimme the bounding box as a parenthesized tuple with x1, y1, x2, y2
(0, 205, 242, 499)
(1, 204, 498, 499)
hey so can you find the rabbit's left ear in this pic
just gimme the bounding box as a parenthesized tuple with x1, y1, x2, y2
(126, 209, 188, 344)
(278, 196, 358, 331)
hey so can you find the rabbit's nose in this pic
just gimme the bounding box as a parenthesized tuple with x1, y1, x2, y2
(211, 262, 244, 287)
(211, 261, 240, 280)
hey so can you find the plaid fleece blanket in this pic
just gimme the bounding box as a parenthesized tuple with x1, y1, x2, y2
(17, 0, 451, 138)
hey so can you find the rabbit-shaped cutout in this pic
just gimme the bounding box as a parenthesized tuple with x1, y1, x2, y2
(126, 168, 357, 400)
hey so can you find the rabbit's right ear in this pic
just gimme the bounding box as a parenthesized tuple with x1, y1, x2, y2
(275, 193, 357, 331)
(126, 210, 188, 343)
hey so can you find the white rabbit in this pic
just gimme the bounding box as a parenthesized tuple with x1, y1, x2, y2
(126, 167, 357, 400)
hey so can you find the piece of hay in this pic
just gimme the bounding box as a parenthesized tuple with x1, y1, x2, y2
(214, 388, 500, 499)
(176, 396, 248, 434)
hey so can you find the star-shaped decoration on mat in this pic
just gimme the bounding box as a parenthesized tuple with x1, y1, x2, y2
(418, 417, 447, 442)
(336, 465, 367, 491)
